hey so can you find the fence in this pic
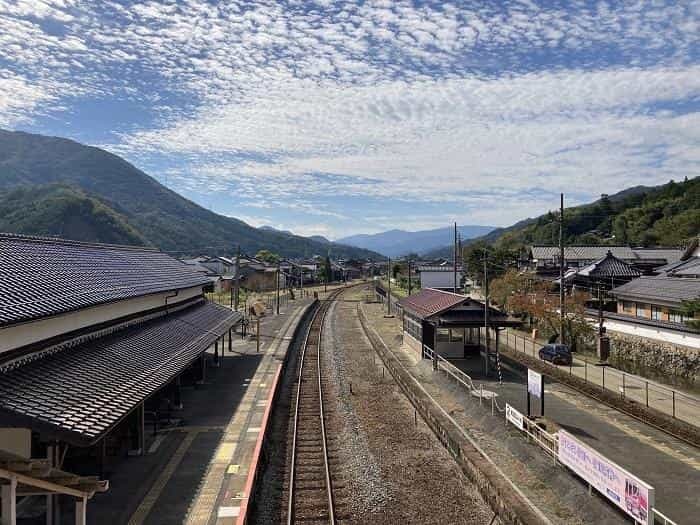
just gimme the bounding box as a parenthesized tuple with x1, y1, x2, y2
(423, 338, 679, 525)
(499, 329, 700, 428)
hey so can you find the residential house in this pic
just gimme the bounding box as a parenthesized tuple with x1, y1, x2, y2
(557, 251, 642, 292)
(418, 264, 463, 291)
(529, 245, 682, 276)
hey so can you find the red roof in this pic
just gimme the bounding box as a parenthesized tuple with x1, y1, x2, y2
(398, 288, 468, 319)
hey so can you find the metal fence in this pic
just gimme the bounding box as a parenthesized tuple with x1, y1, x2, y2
(500, 329, 700, 428)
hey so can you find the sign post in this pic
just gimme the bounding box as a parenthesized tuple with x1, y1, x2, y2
(527, 369, 544, 417)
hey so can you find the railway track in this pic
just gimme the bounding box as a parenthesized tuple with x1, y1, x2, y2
(285, 288, 346, 525)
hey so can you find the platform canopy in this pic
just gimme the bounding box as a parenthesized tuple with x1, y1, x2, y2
(0, 300, 241, 446)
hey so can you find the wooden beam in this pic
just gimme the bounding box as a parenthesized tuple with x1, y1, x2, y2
(0, 468, 88, 499)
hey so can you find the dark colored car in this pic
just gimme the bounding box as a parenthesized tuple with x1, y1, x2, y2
(538, 344, 572, 365)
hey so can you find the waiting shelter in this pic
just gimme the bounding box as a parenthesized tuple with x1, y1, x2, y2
(397, 288, 520, 373)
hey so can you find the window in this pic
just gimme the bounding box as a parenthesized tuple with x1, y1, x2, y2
(669, 310, 685, 324)
(651, 305, 661, 321)
(635, 303, 648, 318)
(622, 301, 635, 314)
(450, 329, 464, 343)
(403, 313, 422, 341)
(436, 328, 450, 343)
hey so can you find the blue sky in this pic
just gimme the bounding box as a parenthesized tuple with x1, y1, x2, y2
(1, 1, 699, 239)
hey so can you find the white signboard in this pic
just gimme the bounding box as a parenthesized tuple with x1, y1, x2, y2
(527, 369, 542, 398)
(505, 403, 525, 430)
(558, 430, 654, 525)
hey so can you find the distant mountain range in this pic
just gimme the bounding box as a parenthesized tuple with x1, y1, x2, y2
(337, 225, 495, 257)
(424, 177, 699, 258)
(0, 130, 380, 259)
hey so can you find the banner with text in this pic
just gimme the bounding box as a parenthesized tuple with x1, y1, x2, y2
(558, 430, 654, 525)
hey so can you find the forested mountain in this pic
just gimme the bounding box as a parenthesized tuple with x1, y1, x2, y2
(495, 177, 699, 248)
(0, 130, 379, 259)
(425, 177, 699, 258)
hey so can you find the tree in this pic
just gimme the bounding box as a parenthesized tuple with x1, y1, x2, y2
(488, 269, 529, 309)
(323, 255, 332, 283)
(392, 263, 401, 279)
(680, 298, 700, 330)
(255, 249, 280, 264)
(509, 282, 593, 349)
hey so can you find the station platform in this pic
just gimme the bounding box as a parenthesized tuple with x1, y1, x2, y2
(82, 298, 312, 525)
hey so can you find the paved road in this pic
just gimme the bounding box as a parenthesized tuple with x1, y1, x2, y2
(498, 328, 700, 429)
(363, 298, 699, 525)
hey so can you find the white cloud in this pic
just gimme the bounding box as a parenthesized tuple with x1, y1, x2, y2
(0, 0, 699, 234)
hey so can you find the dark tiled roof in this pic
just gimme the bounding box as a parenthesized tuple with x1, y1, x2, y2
(0, 234, 211, 327)
(531, 245, 636, 261)
(397, 288, 467, 319)
(0, 300, 241, 445)
(610, 276, 700, 305)
(576, 252, 642, 278)
(656, 257, 700, 277)
(632, 248, 683, 263)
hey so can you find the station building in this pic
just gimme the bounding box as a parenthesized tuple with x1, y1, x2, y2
(397, 288, 519, 370)
(0, 234, 242, 524)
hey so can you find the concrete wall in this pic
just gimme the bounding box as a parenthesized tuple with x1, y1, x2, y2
(0, 428, 31, 458)
(420, 271, 462, 290)
(0, 286, 203, 354)
(603, 318, 700, 350)
(404, 332, 422, 356)
(608, 331, 700, 381)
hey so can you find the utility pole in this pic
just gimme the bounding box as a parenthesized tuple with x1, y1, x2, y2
(559, 193, 565, 344)
(407, 258, 412, 296)
(276, 260, 281, 315)
(234, 245, 241, 311)
(387, 257, 392, 315)
(483, 255, 490, 376)
(300, 262, 304, 296)
(453, 222, 458, 293)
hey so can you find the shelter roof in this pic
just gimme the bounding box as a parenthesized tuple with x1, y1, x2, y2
(0, 233, 209, 328)
(0, 300, 240, 445)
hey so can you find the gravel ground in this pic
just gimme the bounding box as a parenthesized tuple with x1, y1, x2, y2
(322, 289, 494, 524)
(360, 296, 628, 525)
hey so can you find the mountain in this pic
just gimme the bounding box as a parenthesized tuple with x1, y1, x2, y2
(0, 130, 380, 259)
(0, 184, 148, 246)
(337, 225, 495, 257)
(424, 177, 700, 257)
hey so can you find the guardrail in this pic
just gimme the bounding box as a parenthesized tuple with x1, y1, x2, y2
(499, 329, 700, 429)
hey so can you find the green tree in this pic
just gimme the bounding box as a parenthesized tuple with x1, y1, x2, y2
(324, 255, 332, 283)
(680, 298, 700, 330)
(255, 249, 280, 264)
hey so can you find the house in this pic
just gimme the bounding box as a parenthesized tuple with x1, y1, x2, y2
(557, 251, 642, 291)
(610, 277, 700, 325)
(417, 264, 463, 291)
(529, 245, 682, 275)
(0, 234, 242, 524)
(397, 288, 520, 372)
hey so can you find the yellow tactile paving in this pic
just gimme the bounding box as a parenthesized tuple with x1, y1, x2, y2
(185, 305, 307, 525)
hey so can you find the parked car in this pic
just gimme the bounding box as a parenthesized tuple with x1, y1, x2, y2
(538, 344, 572, 365)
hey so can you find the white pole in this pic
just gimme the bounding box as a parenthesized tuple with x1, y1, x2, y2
(1, 475, 17, 525)
(75, 496, 87, 525)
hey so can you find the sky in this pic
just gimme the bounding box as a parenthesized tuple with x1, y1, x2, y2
(1, 1, 699, 240)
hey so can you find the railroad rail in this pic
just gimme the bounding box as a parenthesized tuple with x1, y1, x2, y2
(286, 288, 344, 525)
